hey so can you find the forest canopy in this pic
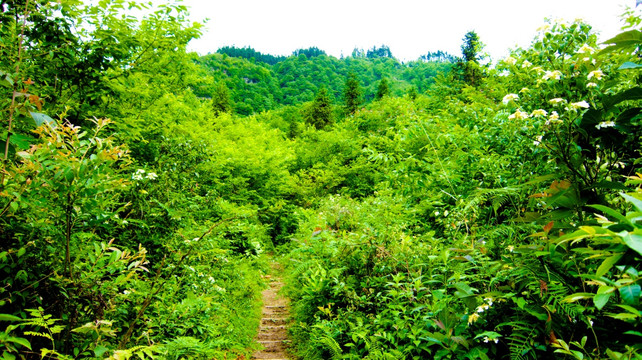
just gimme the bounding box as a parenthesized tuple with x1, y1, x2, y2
(1, 1, 641, 360)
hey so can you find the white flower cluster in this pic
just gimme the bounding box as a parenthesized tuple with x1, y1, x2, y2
(132, 169, 158, 181)
(502, 93, 519, 105)
(595, 121, 616, 129)
(508, 109, 529, 120)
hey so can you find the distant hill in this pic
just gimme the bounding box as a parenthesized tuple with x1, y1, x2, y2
(194, 46, 456, 115)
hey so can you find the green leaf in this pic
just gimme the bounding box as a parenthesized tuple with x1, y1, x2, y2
(0, 314, 22, 321)
(596, 254, 623, 278)
(620, 231, 642, 257)
(593, 293, 611, 310)
(563, 293, 595, 303)
(623, 330, 642, 337)
(621, 193, 642, 213)
(30, 112, 55, 128)
(619, 62, 642, 70)
(588, 204, 630, 225)
(618, 284, 641, 306)
(600, 30, 642, 54)
(603, 88, 642, 109)
(6, 336, 31, 350)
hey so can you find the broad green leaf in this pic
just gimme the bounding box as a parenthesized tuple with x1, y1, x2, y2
(618, 62, 642, 70)
(7, 337, 31, 350)
(94, 346, 109, 357)
(618, 284, 641, 306)
(593, 293, 611, 310)
(588, 204, 629, 225)
(620, 231, 642, 257)
(593, 181, 628, 191)
(474, 331, 502, 340)
(30, 112, 56, 128)
(621, 193, 642, 213)
(596, 254, 623, 278)
(623, 331, 642, 337)
(0, 314, 22, 321)
(603, 88, 642, 109)
(599, 30, 642, 55)
(563, 292, 594, 303)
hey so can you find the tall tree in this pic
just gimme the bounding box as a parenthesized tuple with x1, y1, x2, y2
(303, 86, 333, 129)
(376, 78, 390, 100)
(460, 30, 483, 86)
(344, 72, 362, 115)
(212, 82, 232, 116)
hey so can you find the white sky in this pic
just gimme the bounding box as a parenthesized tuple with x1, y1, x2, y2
(184, 0, 636, 62)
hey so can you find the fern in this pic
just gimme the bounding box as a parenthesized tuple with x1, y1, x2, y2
(501, 320, 541, 360)
(318, 334, 343, 360)
(14, 308, 64, 347)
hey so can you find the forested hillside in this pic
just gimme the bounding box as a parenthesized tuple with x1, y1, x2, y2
(193, 45, 453, 115)
(1, 1, 641, 360)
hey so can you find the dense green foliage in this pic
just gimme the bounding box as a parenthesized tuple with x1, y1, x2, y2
(195, 45, 454, 115)
(1, 2, 642, 360)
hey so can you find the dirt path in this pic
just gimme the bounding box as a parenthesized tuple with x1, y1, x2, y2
(252, 262, 293, 360)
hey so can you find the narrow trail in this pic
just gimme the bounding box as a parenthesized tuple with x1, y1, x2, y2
(252, 261, 293, 360)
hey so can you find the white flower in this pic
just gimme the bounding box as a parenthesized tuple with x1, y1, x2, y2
(531, 109, 547, 117)
(504, 56, 517, 65)
(522, 60, 532, 68)
(568, 100, 590, 110)
(587, 70, 604, 80)
(542, 70, 562, 81)
(546, 111, 562, 125)
(586, 82, 598, 88)
(578, 44, 596, 54)
(507, 245, 515, 253)
(549, 98, 566, 106)
(533, 135, 543, 146)
(132, 169, 146, 181)
(595, 121, 616, 129)
(508, 109, 530, 120)
(145, 172, 158, 180)
(502, 93, 519, 104)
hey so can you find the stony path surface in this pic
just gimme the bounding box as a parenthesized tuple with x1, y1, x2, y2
(252, 262, 293, 360)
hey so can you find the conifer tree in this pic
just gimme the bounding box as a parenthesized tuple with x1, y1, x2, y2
(344, 72, 362, 115)
(304, 86, 333, 129)
(460, 30, 484, 86)
(376, 78, 390, 100)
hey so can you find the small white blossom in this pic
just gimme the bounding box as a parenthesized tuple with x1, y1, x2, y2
(578, 44, 596, 54)
(145, 172, 158, 180)
(542, 70, 562, 81)
(508, 109, 530, 120)
(586, 82, 598, 88)
(587, 70, 604, 80)
(549, 98, 566, 106)
(504, 56, 517, 65)
(533, 135, 543, 146)
(132, 169, 146, 181)
(502, 93, 519, 105)
(595, 121, 616, 129)
(568, 100, 590, 110)
(531, 109, 548, 117)
(522, 60, 532, 68)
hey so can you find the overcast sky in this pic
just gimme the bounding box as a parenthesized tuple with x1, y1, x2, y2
(183, 0, 636, 62)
